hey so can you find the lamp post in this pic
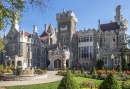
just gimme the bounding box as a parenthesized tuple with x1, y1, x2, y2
(111, 54, 114, 69)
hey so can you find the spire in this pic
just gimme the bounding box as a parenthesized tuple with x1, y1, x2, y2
(63, 8, 65, 12)
(48, 23, 54, 30)
(98, 19, 101, 30)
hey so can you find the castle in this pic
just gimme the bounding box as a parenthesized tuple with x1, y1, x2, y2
(0, 5, 129, 70)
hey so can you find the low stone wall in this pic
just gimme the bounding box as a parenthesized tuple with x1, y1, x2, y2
(3, 73, 47, 81)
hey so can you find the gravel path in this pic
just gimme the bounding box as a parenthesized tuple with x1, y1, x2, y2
(0, 71, 63, 87)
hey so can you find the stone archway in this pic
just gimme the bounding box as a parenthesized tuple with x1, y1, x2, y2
(54, 59, 61, 68)
(17, 61, 22, 66)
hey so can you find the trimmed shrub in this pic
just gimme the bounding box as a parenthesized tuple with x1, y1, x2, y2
(102, 66, 105, 71)
(35, 69, 43, 74)
(97, 71, 103, 79)
(81, 68, 84, 74)
(91, 73, 98, 79)
(7, 69, 13, 73)
(99, 72, 121, 89)
(80, 81, 95, 88)
(4, 64, 8, 70)
(57, 71, 79, 89)
(121, 80, 130, 89)
(0, 64, 3, 72)
(100, 74, 107, 80)
(117, 63, 122, 72)
(73, 67, 76, 74)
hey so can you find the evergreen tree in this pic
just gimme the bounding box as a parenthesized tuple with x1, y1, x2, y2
(57, 71, 79, 89)
(81, 68, 84, 74)
(117, 63, 122, 72)
(91, 67, 96, 74)
(102, 66, 105, 71)
(99, 72, 121, 89)
(122, 58, 128, 71)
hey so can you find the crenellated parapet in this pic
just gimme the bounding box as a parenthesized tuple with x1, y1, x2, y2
(77, 28, 97, 37)
(56, 9, 78, 22)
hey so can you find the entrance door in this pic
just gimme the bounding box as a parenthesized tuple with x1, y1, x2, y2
(54, 59, 61, 68)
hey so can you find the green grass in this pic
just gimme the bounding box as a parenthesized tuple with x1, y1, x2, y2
(5, 77, 103, 89)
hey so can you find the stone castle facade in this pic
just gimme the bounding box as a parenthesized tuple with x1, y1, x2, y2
(0, 5, 129, 70)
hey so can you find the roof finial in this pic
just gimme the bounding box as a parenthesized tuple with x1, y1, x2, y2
(98, 19, 100, 25)
(63, 8, 65, 12)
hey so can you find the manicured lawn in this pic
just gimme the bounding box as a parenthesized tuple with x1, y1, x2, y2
(5, 77, 103, 89)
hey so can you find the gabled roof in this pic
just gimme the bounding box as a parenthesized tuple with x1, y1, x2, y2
(48, 23, 54, 30)
(100, 22, 119, 31)
(19, 31, 31, 37)
(40, 31, 50, 37)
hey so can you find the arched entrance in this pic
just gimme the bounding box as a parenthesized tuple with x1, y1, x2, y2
(17, 61, 22, 66)
(66, 59, 69, 68)
(54, 59, 61, 68)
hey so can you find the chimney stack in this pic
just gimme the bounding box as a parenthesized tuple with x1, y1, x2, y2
(33, 25, 37, 32)
(45, 24, 47, 31)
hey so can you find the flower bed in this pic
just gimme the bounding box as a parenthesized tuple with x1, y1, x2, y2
(57, 69, 130, 81)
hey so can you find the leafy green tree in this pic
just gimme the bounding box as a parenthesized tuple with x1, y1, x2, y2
(117, 63, 122, 72)
(57, 71, 79, 89)
(122, 58, 128, 71)
(0, 0, 49, 51)
(99, 72, 121, 89)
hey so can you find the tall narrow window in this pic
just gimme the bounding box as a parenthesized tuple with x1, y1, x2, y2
(63, 37, 66, 43)
(90, 46, 93, 58)
(115, 57, 120, 64)
(121, 35, 125, 40)
(90, 37, 93, 42)
(102, 57, 108, 65)
(86, 47, 89, 58)
(27, 46, 30, 52)
(79, 38, 80, 43)
(18, 44, 20, 51)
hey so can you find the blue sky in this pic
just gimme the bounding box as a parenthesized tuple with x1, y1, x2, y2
(1, 0, 130, 37)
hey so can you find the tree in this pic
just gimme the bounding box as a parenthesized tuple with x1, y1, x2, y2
(0, 0, 50, 51)
(99, 72, 121, 89)
(122, 58, 128, 71)
(57, 71, 79, 89)
(102, 66, 105, 71)
(96, 59, 104, 70)
(90, 67, 96, 74)
(81, 68, 84, 74)
(117, 63, 122, 72)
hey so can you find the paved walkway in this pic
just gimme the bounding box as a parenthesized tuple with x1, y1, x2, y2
(0, 71, 63, 87)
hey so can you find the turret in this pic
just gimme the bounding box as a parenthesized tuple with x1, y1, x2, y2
(114, 5, 122, 25)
